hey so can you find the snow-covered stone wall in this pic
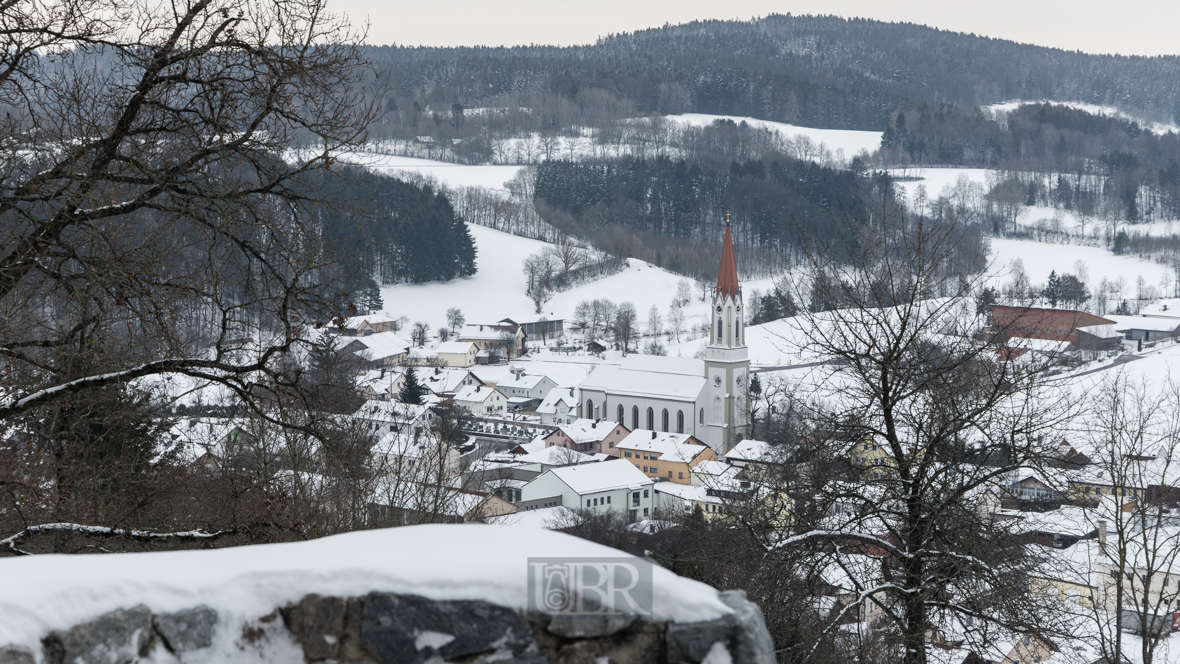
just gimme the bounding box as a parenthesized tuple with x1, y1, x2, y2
(0, 525, 774, 664)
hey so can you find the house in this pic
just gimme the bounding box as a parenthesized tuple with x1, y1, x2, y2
(496, 367, 558, 409)
(615, 430, 715, 485)
(519, 458, 657, 521)
(336, 330, 411, 367)
(344, 312, 400, 336)
(543, 418, 630, 454)
(453, 384, 508, 417)
(1107, 314, 1180, 343)
(586, 340, 608, 354)
(356, 369, 406, 402)
(536, 388, 579, 426)
(458, 324, 526, 360)
(654, 482, 725, 519)
(989, 305, 1115, 345)
(435, 341, 479, 368)
(420, 367, 470, 396)
(413, 135, 436, 149)
(1075, 324, 1123, 352)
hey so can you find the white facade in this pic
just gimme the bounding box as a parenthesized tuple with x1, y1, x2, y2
(520, 459, 657, 520)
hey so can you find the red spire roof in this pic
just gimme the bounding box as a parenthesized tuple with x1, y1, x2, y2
(716, 220, 740, 298)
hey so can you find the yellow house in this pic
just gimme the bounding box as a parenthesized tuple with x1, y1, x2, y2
(850, 438, 895, 477)
(435, 341, 478, 368)
(1028, 575, 1097, 608)
(615, 430, 715, 485)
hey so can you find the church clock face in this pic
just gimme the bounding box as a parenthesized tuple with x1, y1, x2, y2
(736, 374, 744, 388)
(713, 376, 722, 388)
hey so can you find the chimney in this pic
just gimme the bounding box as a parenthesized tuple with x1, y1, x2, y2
(651, 431, 657, 439)
(1097, 520, 1107, 549)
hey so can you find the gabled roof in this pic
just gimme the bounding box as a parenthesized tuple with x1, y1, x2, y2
(436, 341, 477, 354)
(716, 222, 740, 298)
(579, 361, 706, 401)
(536, 388, 576, 415)
(547, 458, 654, 495)
(338, 330, 411, 358)
(1107, 314, 1180, 333)
(725, 439, 773, 463)
(617, 430, 708, 463)
(550, 418, 626, 445)
(453, 384, 502, 403)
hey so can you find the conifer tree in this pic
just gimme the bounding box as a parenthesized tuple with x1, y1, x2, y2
(399, 367, 426, 405)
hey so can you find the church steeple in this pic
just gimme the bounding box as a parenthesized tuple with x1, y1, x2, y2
(703, 214, 750, 454)
(716, 216, 740, 299)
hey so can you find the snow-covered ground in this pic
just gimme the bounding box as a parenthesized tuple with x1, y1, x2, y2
(0, 524, 732, 655)
(664, 113, 883, 161)
(988, 237, 1171, 288)
(379, 223, 775, 341)
(984, 100, 1180, 136)
(887, 167, 992, 203)
(340, 151, 525, 191)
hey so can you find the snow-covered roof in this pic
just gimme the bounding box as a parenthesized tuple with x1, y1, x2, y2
(459, 324, 517, 341)
(1138, 298, 1180, 318)
(1107, 314, 1180, 333)
(692, 459, 737, 479)
(1075, 324, 1120, 339)
(579, 364, 706, 401)
(619, 354, 704, 376)
(421, 368, 469, 394)
(551, 418, 624, 445)
(515, 445, 602, 467)
(655, 482, 721, 504)
(453, 384, 502, 403)
(338, 330, 411, 358)
(546, 458, 655, 495)
(436, 341, 477, 354)
(408, 347, 438, 359)
(1005, 337, 1074, 353)
(354, 400, 431, 424)
(489, 506, 578, 529)
(344, 312, 399, 327)
(499, 372, 553, 390)
(536, 388, 577, 415)
(725, 439, 773, 463)
(0, 524, 734, 650)
(617, 430, 708, 463)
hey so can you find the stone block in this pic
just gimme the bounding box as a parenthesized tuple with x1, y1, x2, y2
(43, 605, 152, 664)
(361, 592, 532, 664)
(284, 594, 347, 661)
(547, 613, 637, 639)
(665, 591, 774, 664)
(557, 621, 663, 664)
(155, 605, 217, 653)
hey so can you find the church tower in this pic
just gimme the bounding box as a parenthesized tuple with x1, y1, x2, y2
(703, 218, 751, 453)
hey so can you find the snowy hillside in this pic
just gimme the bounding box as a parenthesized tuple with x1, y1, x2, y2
(664, 113, 883, 161)
(379, 223, 776, 338)
(340, 151, 524, 191)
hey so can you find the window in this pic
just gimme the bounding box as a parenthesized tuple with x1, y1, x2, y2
(586, 399, 594, 418)
(668, 470, 673, 478)
(632, 492, 640, 506)
(736, 320, 741, 343)
(625, 451, 632, 458)
(661, 409, 669, 432)
(717, 317, 723, 341)
(644, 508, 649, 517)
(643, 489, 649, 498)
(677, 410, 684, 434)
(646, 407, 654, 430)
(617, 404, 624, 424)
(679, 472, 684, 480)
(700, 408, 704, 424)
(632, 406, 639, 430)
(607, 496, 611, 504)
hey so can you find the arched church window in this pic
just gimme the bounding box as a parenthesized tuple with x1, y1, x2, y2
(713, 396, 722, 422)
(661, 409, 669, 432)
(646, 407, 654, 430)
(586, 399, 594, 418)
(677, 410, 685, 434)
(735, 320, 741, 343)
(617, 404, 624, 424)
(700, 408, 704, 424)
(632, 406, 639, 430)
(717, 317, 723, 342)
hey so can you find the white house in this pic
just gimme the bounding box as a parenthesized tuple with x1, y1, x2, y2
(496, 368, 558, 409)
(536, 388, 578, 426)
(336, 330, 411, 367)
(520, 458, 657, 521)
(575, 224, 750, 453)
(453, 384, 508, 417)
(436, 341, 479, 368)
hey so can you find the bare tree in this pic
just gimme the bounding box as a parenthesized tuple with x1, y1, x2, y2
(411, 322, 430, 347)
(667, 303, 685, 343)
(613, 302, 639, 354)
(446, 308, 465, 333)
(0, 0, 378, 424)
(758, 208, 1077, 664)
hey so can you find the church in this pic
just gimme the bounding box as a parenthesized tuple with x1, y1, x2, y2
(575, 223, 751, 453)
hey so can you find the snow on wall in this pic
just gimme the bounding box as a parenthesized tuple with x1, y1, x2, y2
(0, 524, 732, 651)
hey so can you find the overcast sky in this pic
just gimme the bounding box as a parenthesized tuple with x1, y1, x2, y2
(330, 0, 1178, 57)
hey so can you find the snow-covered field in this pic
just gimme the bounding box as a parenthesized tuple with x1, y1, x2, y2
(341, 152, 525, 191)
(888, 167, 992, 203)
(664, 113, 883, 161)
(988, 237, 1171, 288)
(379, 223, 775, 341)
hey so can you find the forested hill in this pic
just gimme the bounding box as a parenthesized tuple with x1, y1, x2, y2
(365, 14, 1180, 133)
